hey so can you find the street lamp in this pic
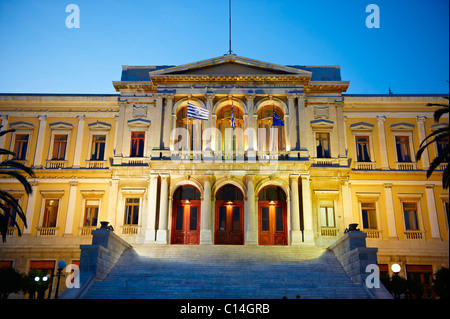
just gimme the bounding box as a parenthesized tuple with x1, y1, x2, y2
(54, 260, 66, 299)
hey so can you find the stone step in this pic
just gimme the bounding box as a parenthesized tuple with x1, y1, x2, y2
(84, 244, 370, 299)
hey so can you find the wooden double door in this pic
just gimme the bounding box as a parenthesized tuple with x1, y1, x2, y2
(171, 200, 201, 245)
(214, 200, 244, 245)
(258, 201, 287, 245)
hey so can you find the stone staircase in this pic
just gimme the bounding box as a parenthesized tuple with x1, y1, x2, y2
(83, 244, 371, 299)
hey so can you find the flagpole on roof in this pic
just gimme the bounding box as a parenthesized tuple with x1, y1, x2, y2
(228, 0, 233, 55)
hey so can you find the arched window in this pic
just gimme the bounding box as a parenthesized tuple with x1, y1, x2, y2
(257, 105, 285, 152)
(173, 185, 201, 201)
(258, 186, 286, 201)
(176, 106, 203, 151)
(216, 104, 244, 152)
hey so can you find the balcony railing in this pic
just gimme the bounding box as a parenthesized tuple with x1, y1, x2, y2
(86, 160, 107, 168)
(6, 227, 15, 236)
(320, 227, 337, 237)
(121, 225, 140, 235)
(439, 163, 448, 171)
(404, 230, 425, 240)
(363, 229, 382, 239)
(36, 227, 58, 236)
(79, 226, 97, 236)
(355, 162, 376, 170)
(312, 158, 339, 167)
(396, 162, 417, 171)
(46, 160, 67, 169)
(121, 157, 148, 166)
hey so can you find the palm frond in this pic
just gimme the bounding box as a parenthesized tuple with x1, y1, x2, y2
(0, 159, 35, 177)
(0, 171, 33, 194)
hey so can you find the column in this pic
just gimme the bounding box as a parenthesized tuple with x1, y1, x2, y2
(290, 174, 302, 244)
(162, 94, 173, 153)
(156, 174, 169, 244)
(301, 175, 314, 243)
(377, 116, 390, 170)
(64, 181, 78, 236)
(152, 94, 164, 158)
(287, 94, 297, 153)
(23, 181, 38, 235)
(425, 184, 441, 239)
(341, 180, 353, 229)
(33, 115, 47, 168)
(245, 175, 257, 245)
(72, 115, 85, 168)
(200, 175, 213, 244)
(107, 178, 119, 229)
(144, 174, 159, 242)
(298, 95, 310, 158)
(384, 184, 397, 238)
(336, 104, 347, 166)
(246, 94, 257, 153)
(113, 101, 126, 165)
(417, 116, 430, 170)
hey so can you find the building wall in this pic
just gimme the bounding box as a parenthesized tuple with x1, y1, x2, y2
(0, 73, 448, 297)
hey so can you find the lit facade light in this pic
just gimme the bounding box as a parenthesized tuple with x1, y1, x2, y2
(391, 263, 401, 274)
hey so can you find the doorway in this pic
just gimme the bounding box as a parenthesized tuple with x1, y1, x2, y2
(214, 185, 244, 245)
(171, 185, 201, 245)
(258, 186, 287, 245)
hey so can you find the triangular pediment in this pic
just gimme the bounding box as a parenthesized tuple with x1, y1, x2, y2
(149, 55, 312, 78)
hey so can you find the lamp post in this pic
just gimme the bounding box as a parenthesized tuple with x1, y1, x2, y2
(54, 260, 66, 299)
(34, 274, 50, 299)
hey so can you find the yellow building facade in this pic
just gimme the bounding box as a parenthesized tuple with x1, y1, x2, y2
(0, 55, 448, 298)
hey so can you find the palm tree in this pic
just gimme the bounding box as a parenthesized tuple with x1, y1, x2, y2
(0, 126, 35, 242)
(415, 97, 449, 189)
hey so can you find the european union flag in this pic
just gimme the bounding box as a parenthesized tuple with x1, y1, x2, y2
(187, 102, 209, 120)
(272, 105, 284, 127)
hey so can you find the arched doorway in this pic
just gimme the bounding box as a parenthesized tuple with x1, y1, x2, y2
(258, 186, 288, 245)
(214, 185, 244, 245)
(171, 185, 201, 245)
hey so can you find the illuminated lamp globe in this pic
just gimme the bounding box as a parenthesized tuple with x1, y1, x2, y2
(391, 263, 401, 274)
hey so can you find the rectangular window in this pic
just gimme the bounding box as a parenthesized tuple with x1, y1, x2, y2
(320, 206, 335, 228)
(190, 207, 198, 231)
(444, 201, 449, 229)
(361, 202, 377, 229)
(1, 199, 19, 227)
(261, 207, 269, 231)
(356, 136, 371, 162)
(219, 206, 226, 231)
(52, 135, 68, 160)
(176, 206, 184, 231)
(42, 199, 59, 228)
(130, 132, 145, 157)
(13, 134, 29, 160)
(275, 207, 283, 231)
(403, 202, 419, 230)
(316, 133, 331, 158)
(84, 202, 99, 227)
(232, 207, 240, 231)
(124, 198, 139, 225)
(395, 136, 411, 162)
(91, 135, 106, 160)
(437, 136, 449, 162)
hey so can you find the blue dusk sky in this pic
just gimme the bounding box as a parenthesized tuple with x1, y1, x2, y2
(0, 0, 448, 95)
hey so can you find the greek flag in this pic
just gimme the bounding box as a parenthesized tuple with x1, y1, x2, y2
(187, 102, 209, 120)
(230, 102, 236, 128)
(272, 104, 284, 127)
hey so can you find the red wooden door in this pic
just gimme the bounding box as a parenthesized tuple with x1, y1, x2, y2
(258, 201, 287, 245)
(171, 200, 200, 245)
(214, 200, 244, 245)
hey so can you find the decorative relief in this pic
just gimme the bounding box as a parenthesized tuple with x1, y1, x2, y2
(314, 106, 329, 119)
(132, 104, 148, 118)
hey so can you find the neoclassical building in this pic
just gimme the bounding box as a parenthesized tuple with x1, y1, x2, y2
(0, 55, 448, 297)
